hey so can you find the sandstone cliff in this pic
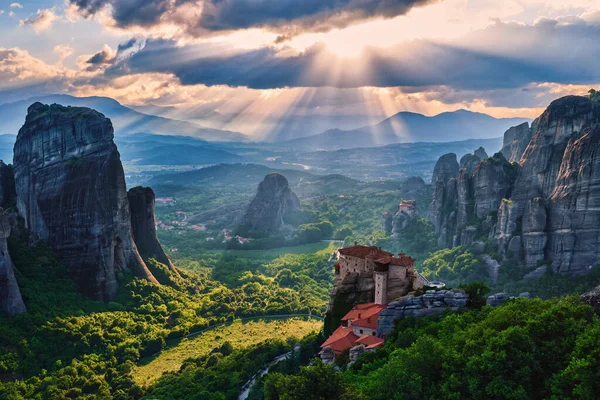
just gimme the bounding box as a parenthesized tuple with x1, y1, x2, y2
(0, 210, 26, 316)
(128, 186, 178, 275)
(13, 103, 158, 301)
(241, 173, 300, 232)
(428, 95, 600, 277)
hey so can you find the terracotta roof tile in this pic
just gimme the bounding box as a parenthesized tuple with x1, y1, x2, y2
(320, 326, 359, 354)
(341, 303, 386, 327)
(356, 335, 385, 349)
(338, 245, 393, 259)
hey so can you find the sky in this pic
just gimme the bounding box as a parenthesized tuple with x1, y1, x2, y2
(1, 0, 600, 138)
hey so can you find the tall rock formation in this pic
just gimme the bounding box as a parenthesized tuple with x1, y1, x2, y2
(428, 95, 600, 277)
(460, 147, 488, 175)
(500, 122, 532, 162)
(13, 103, 158, 301)
(513, 96, 600, 274)
(472, 153, 516, 218)
(427, 153, 459, 242)
(241, 173, 300, 232)
(0, 210, 26, 316)
(128, 186, 178, 275)
(0, 162, 16, 207)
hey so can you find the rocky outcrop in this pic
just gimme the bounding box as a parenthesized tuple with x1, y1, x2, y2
(427, 153, 459, 238)
(486, 292, 510, 306)
(428, 95, 600, 277)
(329, 273, 376, 311)
(501, 122, 532, 162)
(377, 290, 468, 337)
(582, 285, 600, 315)
(472, 153, 515, 218)
(241, 173, 300, 232)
(430, 151, 517, 249)
(482, 255, 500, 284)
(13, 103, 158, 301)
(513, 96, 600, 274)
(349, 344, 366, 365)
(400, 176, 427, 199)
(128, 186, 178, 275)
(0, 210, 26, 316)
(320, 346, 335, 365)
(474, 147, 489, 160)
(0, 162, 16, 207)
(460, 147, 488, 175)
(460, 154, 481, 175)
(430, 153, 459, 186)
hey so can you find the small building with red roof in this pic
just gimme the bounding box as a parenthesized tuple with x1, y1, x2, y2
(321, 303, 387, 357)
(341, 302, 386, 337)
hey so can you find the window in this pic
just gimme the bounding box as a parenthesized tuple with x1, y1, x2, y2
(359, 329, 363, 334)
(372, 332, 375, 336)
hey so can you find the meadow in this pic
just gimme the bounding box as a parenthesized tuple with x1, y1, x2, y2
(133, 317, 322, 386)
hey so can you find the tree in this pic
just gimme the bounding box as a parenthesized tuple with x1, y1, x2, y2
(460, 281, 490, 310)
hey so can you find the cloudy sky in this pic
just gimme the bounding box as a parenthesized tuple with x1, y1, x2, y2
(1, 0, 600, 137)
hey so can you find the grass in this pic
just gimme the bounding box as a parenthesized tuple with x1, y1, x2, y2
(204, 240, 341, 260)
(132, 317, 323, 387)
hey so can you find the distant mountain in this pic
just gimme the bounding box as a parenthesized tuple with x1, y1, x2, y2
(150, 163, 368, 197)
(131, 103, 380, 141)
(283, 110, 530, 150)
(0, 95, 247, 142)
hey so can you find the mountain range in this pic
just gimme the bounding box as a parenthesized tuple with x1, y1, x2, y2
(1, 95, 531, 149)
(283, 110, 530, 150)
(0, 95, 247, 142)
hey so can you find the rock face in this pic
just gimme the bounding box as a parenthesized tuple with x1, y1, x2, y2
(486, 292, 511, 307)
(13, 103, 158, 301)
(428, 95, 600, 277)
(513, 96, 600, 274)
(241, 173, 300, 232)
(400, 176, 427, 198)
(427, 153, 459, 240)
(0, 210, 26, 316)
(349, 344, 366, 365)
(460, 147, 488, 174)
(472, 153, 515, 218)
(501, 122, 532, 162)
(429, 151, 516, 249)
(128, 186, 178, 275)
(377, 290, 468, 337)
(582, 285, 600, 315)
(0, 162, 16, 207)
(320, 346, 335, 365)
(474, 147, 489, 160)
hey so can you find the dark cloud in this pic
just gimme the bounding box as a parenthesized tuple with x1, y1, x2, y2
(87, 48, 113, 65)
(102, 17, 600, 92)
(117, 38, 138, 52)
(67, 0, 436, 37)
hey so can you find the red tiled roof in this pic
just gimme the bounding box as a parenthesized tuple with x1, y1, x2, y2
(374, 254, 415, 267)
(356, 335, 385, 349)
(320, 326, 360, 354)
(338, 245, 393, 259)
(341, 303, 386, 327)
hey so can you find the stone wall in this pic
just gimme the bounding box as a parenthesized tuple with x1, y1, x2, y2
(377, 290, 468, 337)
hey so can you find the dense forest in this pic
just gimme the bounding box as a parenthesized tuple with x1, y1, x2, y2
(0, 231, 331, 399)
(263, 297, 600, 400)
